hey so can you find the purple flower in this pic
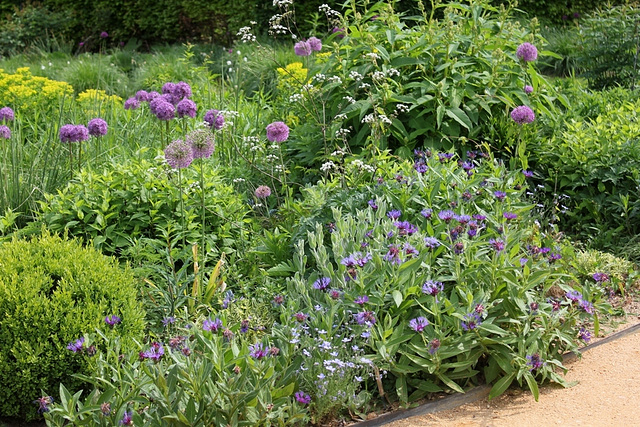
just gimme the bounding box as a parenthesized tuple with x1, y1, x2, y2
(394, 221, 418, 236)
(307, 36, 322, 51)
(578, 327, 592, 343)
(148, 91, 161, 100)
(255, 185, 271, 198)
(526, 353, 544, 371)
(511, 105, 535, 125)
(592, 272, 610, 283)
(293, 312, 308, 322)
(529, 301, 539, 313)
(332, 27, 346, 38)
(503, 212, 518, 220)
(329, 289, 342, 300)
(173, 81, 192, 99)
(429, 338, 440, 354)
(79, 41, 84, 47)
(164, 139, 194, 169)
(494, 191, 507, 201)
(520, 257, 529, 267)
(141, 342, 165, 361)
(409, 316, 429, 332)
(33, 396, 54, 413)
(203, 317, 223, 332)
(404, 242, 419, 258)
(186, 129, 215, 159)
(100, 402, 111, 416)
(273, 295, 284, 305)
(438, 152, 454, 162)
(204, 109, 225, 130)
(548, 252, 562, 262)
(414, 162, 428, 174)
(579, 299, 594, 314)
(355, 310, 376, 326)
(176, 98, 197, 118)
(523, 169, 534, 178)
(162, 316, 176, 326)
(162, 82, 176, 95)
(461, 312, 481, 331)
(438, 210, 455, 222)
(313, 277, 331, 291)
(453, 241, 464, 254)
(421, 208, 433, 218)
(566, 290, 582, 303)
(423, 237, 441, 249)
(0, 125, 10, 139)
(455, 214, 471, 225)
(250, 342, 268, 359)
(354, 295, 369, 305)
(124, 97, 140, 110)
(67, 337, 85, 353)
(87, 118, 108, 136)
(383, 244, 402, 265)
(489, 238, 505, 252)
(59, 124, 89, 143)
(368, 199, 378, 210)
(516, 42, 538, 62)
(150, 98, 175, 120)
(295, 391, 312, 404)
(0, 106, 14, 121)
(524, 85, 533, 94)
(422, 280, 444, 296)
(100, 31, 109, 38)
(135, 90, 151, 102)
(294, 40, 312, 56)
(120, 410, 133, 425)
(266, 121, 290, 142)
(387, 209, 402, 220)
(105, 315, 121, 327)
(461, 161, 474, 175)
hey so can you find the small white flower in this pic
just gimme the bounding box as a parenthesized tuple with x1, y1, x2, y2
(343, 96, 356, 104)
(372, 71, 386, 81)
(226, 60, 232, 66)
(289, 93, 303, 102)
(320, 161, 336, 172)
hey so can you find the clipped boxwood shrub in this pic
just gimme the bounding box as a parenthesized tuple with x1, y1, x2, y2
(0, 230, 145, 421)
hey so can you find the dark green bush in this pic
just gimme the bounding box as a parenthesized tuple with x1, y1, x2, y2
(0, 230, 145, 421)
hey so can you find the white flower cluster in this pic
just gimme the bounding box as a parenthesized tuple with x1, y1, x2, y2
(335, 128, 351, 138)
(243, 136, 260, 143)
(379, 114, 392, 124)
(319, 4, 341, 19)
(320, 161, 336, 172)
(365, 52, 381, 60)
(301, 83, 314, 92)
(289, 93, 303, 102)
(273, 0, 293, 7)
(387, 68, 400, 77)
(269, 14, 289, 35)
(313, 74, 326, 82)
(362, 113, 391, 125)
(348, 71, 364, 81)
(372, 71, 386, 81)
(359, 82, 371, 89)
(232, 178, 246, 183)
(274, 165, 286, 172)
(266, 154, 279, 162)
(351, 159, 376, 173)
(395, 103, 410, 113)
(334, 113, 347, 121)
(237, 27, 256, 43)
(343, 95, 356, 104)
(327, 76, 343, 84)
(331, 148, 346, 156)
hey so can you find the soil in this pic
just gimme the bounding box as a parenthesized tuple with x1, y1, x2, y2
(386, 312, 640, 427)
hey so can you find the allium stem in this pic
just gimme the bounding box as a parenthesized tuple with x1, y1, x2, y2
(199, 158, 206, 266)
(178, 167, 185, 247)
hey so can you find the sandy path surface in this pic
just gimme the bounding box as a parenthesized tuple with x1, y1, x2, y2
(387, 326, 640, 427)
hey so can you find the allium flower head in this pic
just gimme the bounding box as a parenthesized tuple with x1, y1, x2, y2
(164, 139, 194, 169)
(174, 81, 192, 99)
(150, 98, 175, 120)
(176, 98, 197, 118)
(105, 315, 121, 327)
(516, 42, 538, 62)
(255, 185, 271, 198)
(511, 105, 535, 124)
(266, 121, 290, 142)
(186, 129, 215, 159)
(204, 109, 225, 130)
(0, 107, 14, 121)
(0, 125, 10, 139)
(100, 31, 109, 38)
(409, 316, 429, 332)
(135, 90, 151, 102)
(295, 391, 312, 404)
(124, 97, 140, 110)
(294, 40, 312, 56)
(59, 124, 89, 143)
(524, 85, 534, 94)
(88, 118, 108, 136)
(162, 82, 176, 95)
(307, 36, 322, 51)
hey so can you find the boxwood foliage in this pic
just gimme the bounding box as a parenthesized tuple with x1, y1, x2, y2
(0, 230, 145, 421)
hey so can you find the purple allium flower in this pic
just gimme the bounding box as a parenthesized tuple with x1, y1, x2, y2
(120, 411, 133, 426)
(294, 40, 312, 56)
(141, 342, 165, 361)
(494, 191, 507, 201)
(511, 105, 535, 124)
(566, 290, 582, 303)
(332, 27, 346, 38)
(355, 310, 376, 326)
(250, 342, 268, 359)
(162, 316, 176, 326)
(414, 162, 428, 174)
(429, 338, 440, 354)
(383, 244, 402, 265)
(67, 337, 85, 353)
(255, 185, 271, 198)
(524, 85, 533, 94)
(354, 295, 369, 305)
(124, 97, 140, 110)
(422, 280, 444, 296)
(135, 90, 151, 102)
(152, 99, 176, 120)
(523, 169, 534, 178)
(453, 241, 464, 254)
(173, 81, 192, 99)
(100, 31, 109, 38)
(489, 238, 505, 252)
(592, 272, 610, 283)
(307, 36, 322, 51)
(164, 139, 193, 169)
(578, 327, 592, 343)
(88, 118, 108, 136)
(295, 391, 312, 404)
(266, 121, 290, 142)
(516, 42, 538, 62)
(387, 209, 402, 220)
(409, 316, 429, 332)
(421, 208, 433, 218)
(461, 312, 482, 331)
(105, 315, 121, 327)
(526, 353, 544, 371)
(0, 125, 10, 139)
(313, 277, 331, 291)
(394, 221, 418, 236)
(33, 396, 54, 413)
(162, 82, 176, 95)
(423, 237, 441, 249)
(368, 199, 378, 210)
(438, 210, 455, 222)
(160, 93, 176, 104)
(203, 317, 223, 332)
(186, 129, 215, 159)
(204, 109, 225, 130)
(176, 98, 197, 118)
(503, 212, 518, 220)
(0, 107, 14, 121)
(59, 124, 89, 143)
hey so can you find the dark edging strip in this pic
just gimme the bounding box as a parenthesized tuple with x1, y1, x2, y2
(352, 322, 640, 427)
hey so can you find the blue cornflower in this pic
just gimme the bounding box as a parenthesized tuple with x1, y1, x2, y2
(387, 209, 402, 220)
(313, 277, 331, 291)
(422, 280, 444, 296)
(461, 313, 482, 331)
(203, 318, 223, 332)
(526, 353, 544, 371)
(424, 237, 441, 249)
(409, 317, 429, 332)
(438, 210, 455, 222)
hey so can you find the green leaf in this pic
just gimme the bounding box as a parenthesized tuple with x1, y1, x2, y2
(524, 372, 540, 401)
(445, 107, 472, 130)
(488, 371, 516, 400)
(392, 290, 403, 307)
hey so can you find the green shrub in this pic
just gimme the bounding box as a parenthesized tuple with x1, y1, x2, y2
(0, 230, 145, 421)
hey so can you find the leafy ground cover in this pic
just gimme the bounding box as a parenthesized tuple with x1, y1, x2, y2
(1, 0, 639, 425)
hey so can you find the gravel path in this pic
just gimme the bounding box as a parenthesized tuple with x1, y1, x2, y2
(387, 324, 640, 427)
